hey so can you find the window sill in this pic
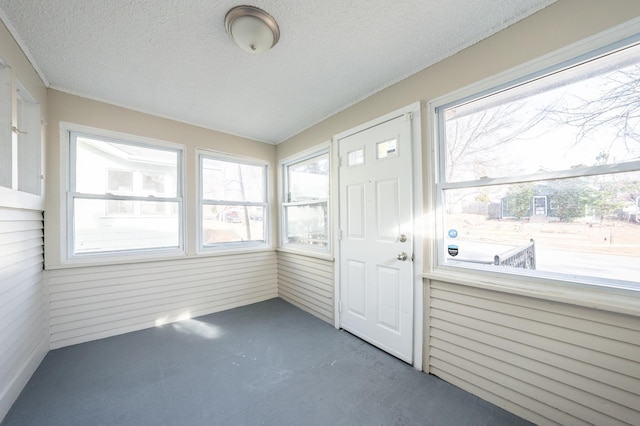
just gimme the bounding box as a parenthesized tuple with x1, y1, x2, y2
(276, 246, 334, 261)
(46, 247, 277, 270)
(423, 266, 640, 318)
(0, 186, 44, 210)
(196, 245, 274, 257)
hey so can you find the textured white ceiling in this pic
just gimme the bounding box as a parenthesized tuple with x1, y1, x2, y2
(0, 0, 556, 144)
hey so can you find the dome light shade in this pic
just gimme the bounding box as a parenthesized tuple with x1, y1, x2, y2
(225, 6, 280, 54)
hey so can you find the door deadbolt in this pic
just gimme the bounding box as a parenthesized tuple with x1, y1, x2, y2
(398, 234, 407, 243)
(397, 252, 408, 261)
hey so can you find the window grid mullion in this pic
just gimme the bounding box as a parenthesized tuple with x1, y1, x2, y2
(439, 160, 640, 190)
(72, 192, 181, 202)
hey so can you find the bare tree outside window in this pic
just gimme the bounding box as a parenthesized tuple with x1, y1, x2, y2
(437, 39, 640, 285)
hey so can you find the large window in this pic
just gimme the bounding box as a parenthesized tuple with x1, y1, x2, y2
(434, 35, 640, 289)
(68, 131, 183, 256)
(199, 153, 268, 249)
(281, 149, 330, 250)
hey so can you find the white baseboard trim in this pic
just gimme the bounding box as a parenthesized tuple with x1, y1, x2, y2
(0, 338, 48, 423)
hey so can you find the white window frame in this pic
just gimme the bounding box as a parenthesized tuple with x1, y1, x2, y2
(0, 60, 11, 192)
(0, 64, 44, 210)
(198, 150, 270, 252)
(62, 123, 185, 263)
(279, 143, 331, 255)
(16, 81, 42, 196)
(426, 18, 640, 313)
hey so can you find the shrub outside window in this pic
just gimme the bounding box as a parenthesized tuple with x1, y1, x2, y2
(281, 150, 330, 250)
(200, 153, 268, 248)
(68, 132, 183, 256)
(434, 36, 640, 289)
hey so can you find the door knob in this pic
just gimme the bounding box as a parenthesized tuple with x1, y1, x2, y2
(397, 252, 408, 261)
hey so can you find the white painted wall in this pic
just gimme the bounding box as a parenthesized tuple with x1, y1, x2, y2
(49, 251, 277, 349)
(427, 280, 640, 425)
(277, 251, 334, 324)
(0, 17, 48, 423)
(0, 207, 48, 421)
(2, 1, 639, 424)
(277, 1, 640, 423)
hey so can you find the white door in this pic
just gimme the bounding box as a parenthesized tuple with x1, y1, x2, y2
(338, 113, 414, 363)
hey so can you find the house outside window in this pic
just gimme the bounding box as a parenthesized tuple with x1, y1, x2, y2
(281, 148, 330, 251)
(433, 34, 640, 289)
(199, 152, 269, 249)
(68, 131, 183, 256)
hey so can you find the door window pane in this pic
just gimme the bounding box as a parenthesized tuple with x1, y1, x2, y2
(376, 139, 397, 159)
(347, 149, 364, 166)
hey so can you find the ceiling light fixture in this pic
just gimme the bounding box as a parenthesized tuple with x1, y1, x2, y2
(224, 5, 280, 54)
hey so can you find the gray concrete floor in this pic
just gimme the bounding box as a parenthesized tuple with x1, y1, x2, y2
(2, 298, 532, 425)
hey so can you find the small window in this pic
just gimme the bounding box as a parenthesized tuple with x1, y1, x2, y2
(376, 138, 397, 159)
(200, 153, 269, 249)
(0, 62, 12, 190)
(347, 148, 364, 166)
(281, 149, 330, 251)
(0, 74, 42, 196)
(16, 82, 42, 195)
(68, 131, 183, 256)
(434, 35, 640, 289)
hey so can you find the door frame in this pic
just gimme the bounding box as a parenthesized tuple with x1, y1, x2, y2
(332, 102, 423, 370)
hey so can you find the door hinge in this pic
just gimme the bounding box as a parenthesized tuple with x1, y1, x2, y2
(339, 300, 343, 313)
(338, 229, 343, 240)
(404, 112, 413, 121)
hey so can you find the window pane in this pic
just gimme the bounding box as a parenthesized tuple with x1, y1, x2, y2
(347, 149, 364, 166)
(74, 199, 179, 254)
(16, 90, 42, 195)
(202, 158, 264, 202)
(0, 63, 12, 189)
(106, 200, 134, 216)
(202, 205, 265, 244)
(442, 172, 640, 284)
(142, 172, 166, 194)
(377, 139, 397, 159)
(287, 154, 329, 202)
(75, 135, 178, 197)
(442, 42, 640, 183)
(107, 170, 133, 192)
(284, 203, 328, 247)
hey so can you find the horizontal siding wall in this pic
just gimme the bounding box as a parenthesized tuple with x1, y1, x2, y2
(427, 280, 640, 425)
(48, 251, 278, 349)
(277, 252, 334, 325)
(0, 207, 48, 421)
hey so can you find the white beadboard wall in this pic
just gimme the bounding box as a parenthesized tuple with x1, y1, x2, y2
(427, 280, 640, 426)
(277, 251, 334, 325)
(0, 207, 48, 421)
(48, 251, 277, 349)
